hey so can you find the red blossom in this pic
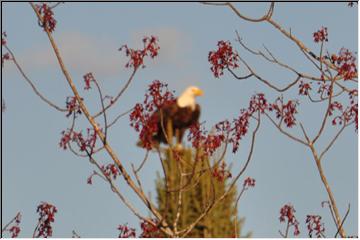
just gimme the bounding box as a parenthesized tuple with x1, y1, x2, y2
(9, 226, 21, 238)
(249, 93, 268, 113)
(328, 101, 343, 117)
(188, 121, 229, 156)
(3, 212, 21, 238)
(208, 40, 240, 78)
(2, 53, 11, 68)
(65, 96, 82, 118)
(230, 109, 251, 153)
(1, 32, 9, 67)
(333, 48, 357, 80)
(298, 81, 312, 96)
(118, 224, 136, 238)
(83, 72, 95, 90)
(188, 122, 207, 149)
(87, 171, 96, 185)
(35, 202, 57, 238)
(306, 215, 325, 238)
(87, 165, 119, 184)
(243, 177, 256, 188)
(230, 93, 267, 153)
(36, 3, 57, 33)
(212, 161, 232, 182)
(102, 163, 119, 180)
(313, 27, 328, 43)
(2, 31, 7, 45)
(139, 219, 162, 238)
(269, 97, 299, 128)
(130, 80, 175, 150)
(317, 82, 332, 97)
(279, 204, 300, 236)
(59, 128, 97, 152)
(119, 36, 160, 69)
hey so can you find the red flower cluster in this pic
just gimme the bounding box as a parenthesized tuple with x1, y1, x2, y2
(1, 53, 10, 68)
(37, 3, 57, 33)
(119, 36, 160, 69)
(306, 215, 325, 238)
(83, 72, 95, 90)
(139, 219, 162, 238)
(3, 212, 21, 238)
(279, 204, 300, 236)
(332, 48, 357, 80)
(130, 80, 175, 150)
(230, 109, 252, 153)
(212, 161, 232, 182)
(243, 177, 256, 188)
(65, 96, 82, 118)
(344, 103, 358, 130)
(328, 98, 358, 130)
(9, 225, 21, 238)
(102, 164, 119, 180)
(188, 121, 229, 156)
(249, 93, 268, 113)
(329, 101, 343, 118)
(269, 97, 299, 128)
(188, 123, 207, 149)
(298, 80, 312, 96)
(118, 224, 136, 238)
(35, 202, 57, 238)
(1, 33, 11, 68)
(188, 94, 269, 154)
(208, 40, 240, 78)
(313, 27, 328, 43)
(203, 122, 228, 156)
(231, 94, 268, 152)
(2, 31, 7, 45)
(59, 128, 97, 153)
(317, 82, 332, 97)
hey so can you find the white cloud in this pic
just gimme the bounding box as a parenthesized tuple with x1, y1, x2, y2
(18, 32, 126, 78)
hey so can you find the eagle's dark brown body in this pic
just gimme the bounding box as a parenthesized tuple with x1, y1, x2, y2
(152, 101, 201, 145)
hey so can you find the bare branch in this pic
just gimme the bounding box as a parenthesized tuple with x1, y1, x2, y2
(107, 107, 133, 128)
(231, 57, 302, 93)
(265, 113, 308, 146)
(4, 45, 67, 112)
(319, 119, 351, 161)
(227, 2, 275, 22)
(312, 77, 336, 144)
(92, 69, 137, 118)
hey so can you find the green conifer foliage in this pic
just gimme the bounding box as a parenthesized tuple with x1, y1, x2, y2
(155, 147, 250, 237)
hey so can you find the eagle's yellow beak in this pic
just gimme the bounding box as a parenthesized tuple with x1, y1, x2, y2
(194, 88, 204, 96)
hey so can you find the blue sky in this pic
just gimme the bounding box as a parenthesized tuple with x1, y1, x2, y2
(2, 2, 358, 237)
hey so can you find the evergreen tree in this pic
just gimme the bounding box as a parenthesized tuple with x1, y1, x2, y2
(155, 147, 251, 237)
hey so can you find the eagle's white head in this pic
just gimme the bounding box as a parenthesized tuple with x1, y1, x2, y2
(177, 86, 204, 110)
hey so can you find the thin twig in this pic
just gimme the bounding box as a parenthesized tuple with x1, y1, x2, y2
(334, 204, 351, 238)
(107, 108, 133, 128)
(4, 45, 67, 112)
(1, 212, 21, 232)
(92, 69, 137, 118)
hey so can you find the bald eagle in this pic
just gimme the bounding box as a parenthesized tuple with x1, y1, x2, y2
(150, 86, 203, 148)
